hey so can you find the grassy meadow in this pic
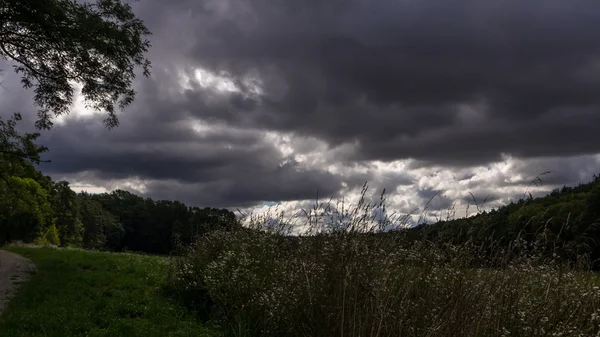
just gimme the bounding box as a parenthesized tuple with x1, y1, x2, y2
(168, 229, 600, 337)
(4, 230, 600, 337)
(0, 247, 219, 337)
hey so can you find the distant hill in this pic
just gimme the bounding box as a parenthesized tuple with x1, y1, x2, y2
(405, 175, 600, 267)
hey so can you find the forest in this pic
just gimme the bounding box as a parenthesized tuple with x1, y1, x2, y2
(405, 175, 600, 268)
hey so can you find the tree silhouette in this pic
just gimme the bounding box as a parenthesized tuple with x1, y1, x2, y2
(0, 0, 152, 129)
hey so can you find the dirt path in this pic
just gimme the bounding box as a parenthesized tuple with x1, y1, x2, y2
(0, 251, 36, 315)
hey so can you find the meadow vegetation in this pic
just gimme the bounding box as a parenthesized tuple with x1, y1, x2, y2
(0, 247, 218, 337)
(167, 177, 600, 337)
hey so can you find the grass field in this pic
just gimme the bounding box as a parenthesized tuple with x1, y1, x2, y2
(0, 247, 218, 337)
(169, 230, 600, 337)
(4, 237, 600, 337)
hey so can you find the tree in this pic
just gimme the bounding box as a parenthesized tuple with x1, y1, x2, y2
(91, 190, 240, 253)
(0, 0, 152, 129)
(0, 113, 47, 179)
(79, 194, 123, 250)
(0, 175, 55, 245)
(0, 113, 56, 245)
(51, 180, 84, 247)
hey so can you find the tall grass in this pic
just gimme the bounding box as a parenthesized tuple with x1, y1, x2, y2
(168, 186, 600, 337)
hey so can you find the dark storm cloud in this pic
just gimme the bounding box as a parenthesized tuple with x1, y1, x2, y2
(139, 162, 342, 208)
(36, 111, 344, 207)
(507, 155, 600, 188)
(0, 59, 346, 207)
(131, 0, 600, 166)
(5, 0, 600, 209)
(0, 56, 344, 207)
(0, 62, 39, 129)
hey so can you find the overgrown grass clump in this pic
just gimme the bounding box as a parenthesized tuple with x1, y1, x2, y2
(0, 247, 218, 337)
(169, 230, 600, 337)
(167, 184, 600, 337)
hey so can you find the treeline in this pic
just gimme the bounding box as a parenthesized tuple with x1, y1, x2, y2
(0, 115, 239, 254)
(405, 174, 600, 267)
(1, 173, 239, 254)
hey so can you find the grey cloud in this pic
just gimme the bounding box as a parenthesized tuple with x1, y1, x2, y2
(135, 162, 342, 208)
(130, 0, 600, 166)
(417, 187, 454, 211)
(37, 116, 344, 207)
(0, 61, 39, 130)
(4, 0, 600, 211)
(508, 155, 600, 188)
(3, 54, 345, 207)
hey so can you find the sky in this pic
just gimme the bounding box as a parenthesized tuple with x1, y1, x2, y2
(2, 0, 600, 225)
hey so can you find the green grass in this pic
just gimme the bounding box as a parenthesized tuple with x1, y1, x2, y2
(0, 247, 219, 337)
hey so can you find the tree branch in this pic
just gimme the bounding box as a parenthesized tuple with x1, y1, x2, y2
(0, 41, 68, 81)
(0, 150, 49, 163)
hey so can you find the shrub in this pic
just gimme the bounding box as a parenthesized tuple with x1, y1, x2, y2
(168, 228, 600, 336)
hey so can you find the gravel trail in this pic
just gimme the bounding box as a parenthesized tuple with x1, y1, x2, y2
(0, 251, 35, 315)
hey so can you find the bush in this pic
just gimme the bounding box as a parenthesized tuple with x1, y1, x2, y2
(32, 223, 60, 246)
(44, 224, 60, 246)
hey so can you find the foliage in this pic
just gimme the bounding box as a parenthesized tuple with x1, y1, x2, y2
(51, 180, 84, 247)
(0, 114, 57, 244)
(90, 190, 240, 254)
(0, 247, 219, 337)
(169, 229, 600, 337)
(37, 223, 60, 246)
(0, 172, 240, 253)
(0, 113, 47, 180)
(407, 174, 600, 268)
(0, 0, 152, 129)
(79, 194, 124, 250)
(0, 175, 55, 244)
